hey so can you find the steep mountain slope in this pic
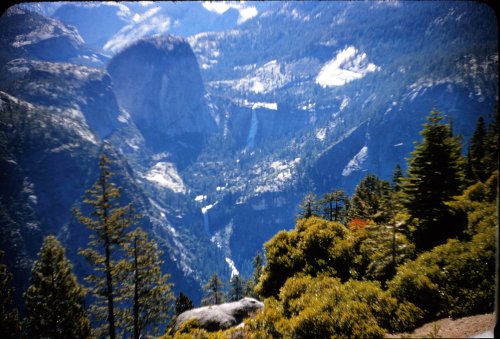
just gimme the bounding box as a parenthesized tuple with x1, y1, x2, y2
(189, 1, 497, 190)
(181, 1, 498, 274)
(0, 6, 107, 66)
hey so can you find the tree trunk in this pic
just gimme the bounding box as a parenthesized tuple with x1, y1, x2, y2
(133, 237, 140, 339)
(105, 235, 116, 339)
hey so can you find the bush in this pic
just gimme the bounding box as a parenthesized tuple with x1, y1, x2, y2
(248, 276, 423, 338)
(388, 224, 496, 321)
(256, 217, 358, 298)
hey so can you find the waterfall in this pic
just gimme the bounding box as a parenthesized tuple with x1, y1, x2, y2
(246, 108, 258, 148)
(201, 204, 214, 235)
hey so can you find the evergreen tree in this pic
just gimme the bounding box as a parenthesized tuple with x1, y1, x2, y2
(121, 227, 174, 339)
(227, 274, 245, 301)
(246, 252, 264, 299)
(467, 116, 487, 182)
(24, 236, 91, 339)
(391, 164, 404, 192)
(0, 251, 20, 339)
(297, 192, 319, 219)
(483, 109, 499, 177)
(320, 190, 349, 223)
(202, 273, 224, 305)
(403, 110, 466, 251)
(252, 252, 264, 287)
(175, 292, 193, 316)
(74, 154, 134, 338)
(349, 174, 391, 223)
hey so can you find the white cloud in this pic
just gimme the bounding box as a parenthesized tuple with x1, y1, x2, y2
(103, 9, 170, 53)
(202, 1, 258, 24)
(138, 1, 155, 7)
(202, 1, 232, 14)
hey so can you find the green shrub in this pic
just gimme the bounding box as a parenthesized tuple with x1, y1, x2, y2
(245, 297, 285, 339)
(388, 224, 496, 321)
(248, 276, 422, 338)
(256, 217, 357, 298)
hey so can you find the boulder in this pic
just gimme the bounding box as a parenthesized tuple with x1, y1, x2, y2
(173, 297, 264, 332)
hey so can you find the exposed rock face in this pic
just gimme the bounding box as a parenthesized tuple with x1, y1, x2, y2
(0, 58, 121, 139)
(174, 297, 264, 332)
(0, 7, 107, 66)
(107, 35, 216, 149)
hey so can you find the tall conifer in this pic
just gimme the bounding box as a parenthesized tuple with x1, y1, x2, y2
(175, 292, 193, 316)
(391, 164, 404, 191)
(403, 110, 465, 250)
(483, 109, 499, 177)
(228, 274, 245, 301)
(121, 227, 174, 339)
(349, 174, 391, 223)
(24, 236, 90, 338)
(202, 273, 224, 305)
(75, 154, 133, 338)
(297, 192, 319, 219)
(467, 116, 487, 182)
(321, 190, 349, 223)
(0, 251, 20, 339)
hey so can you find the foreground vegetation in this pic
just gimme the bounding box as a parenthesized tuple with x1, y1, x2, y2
(173, 110, 497, 338)
(0, 110, 497, 338)
(243, 110, 498, 338)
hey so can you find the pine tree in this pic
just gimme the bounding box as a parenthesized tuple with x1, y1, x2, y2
(121, 227, 174, 339)
(391, 164, 404, 192)
(297, 192, 319, 219)
(483, 109, 499, 178)
(202, 273, 224, 305)
(175, 292, 194, 316)
(0, 251, 20, 339)
(320, 190, 349, 223)
(227, 274, 245, 301)
(349, 174, 391, 223)
(467, 116, 487, 182)
(24, 236, 91, 339)
(74, 154, 134, 338)
(252, 252, 264, 287)
(246, 252, 264, 299)
(403, 110, 466, 251)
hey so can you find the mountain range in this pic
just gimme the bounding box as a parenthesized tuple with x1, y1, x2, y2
(0, 1, 497, 306)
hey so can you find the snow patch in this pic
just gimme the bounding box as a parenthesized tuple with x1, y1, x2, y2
(339, 97, 350, 111)
(316, 46, 379, 87)
(252, 102, 278, 110)
(225, 257, 240, 279)
(342, 146, 368, 176)
(117, 108, 131, 123)
(143, 162, 186, 193)
(316, 128, 327, 141)
(217, 60, 291, 94)
(254, 158, 301, 194)
(195, 195, 207, 202)
(201, 203, 216, 214)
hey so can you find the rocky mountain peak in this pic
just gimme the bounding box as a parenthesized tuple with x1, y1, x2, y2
(107, 34, 216, 150)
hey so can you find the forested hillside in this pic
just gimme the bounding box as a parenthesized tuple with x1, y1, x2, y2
(168, 109, 498, 337)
